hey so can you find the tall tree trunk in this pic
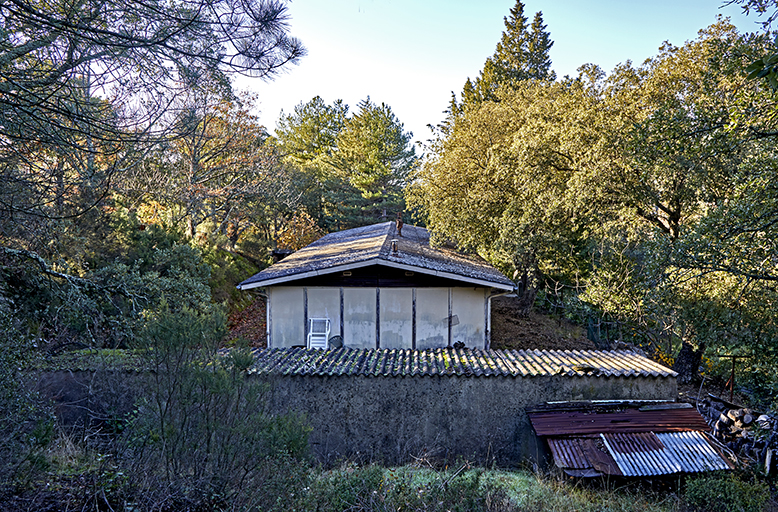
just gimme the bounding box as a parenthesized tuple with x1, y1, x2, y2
(673, 339, 705, 384)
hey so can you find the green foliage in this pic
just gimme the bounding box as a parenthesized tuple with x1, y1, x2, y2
(275, 96, 417, 231)
(454, 0, 554, 112)
(684, 474, 769, 512)
(0, 311, 54, 490)
(414, 19, 778, 384)
(299, 465, 675, 512)
(276, 95, 348, 167)
(127, 306, 311, 511)
(305, 465, 512, 512)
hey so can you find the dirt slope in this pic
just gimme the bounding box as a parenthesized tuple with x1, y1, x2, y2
(489, 296, 596, 351)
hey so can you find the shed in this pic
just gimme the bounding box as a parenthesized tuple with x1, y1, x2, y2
(527, 401, 733, 477)
(237, 222, 514, 350)
(249, 347, 679, 465)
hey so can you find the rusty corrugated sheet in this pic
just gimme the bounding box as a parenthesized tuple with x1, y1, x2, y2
(547, 438, 623, 475)
(530, 402, 732, 477)
(245, 347, 675, 378)
(546, 432, 730, 477)
(528, 408, 710, 436)
(548, 438, 590, 469)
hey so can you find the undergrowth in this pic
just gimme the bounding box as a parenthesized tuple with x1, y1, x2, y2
(295, 464, 678, 512)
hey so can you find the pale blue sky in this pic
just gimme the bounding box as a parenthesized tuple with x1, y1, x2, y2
(238, 1, 762, 146)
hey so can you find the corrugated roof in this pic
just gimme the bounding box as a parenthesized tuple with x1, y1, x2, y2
(237, 222, 514, 290)
(602, 432, 732, 476)
(531, 402, 733, 477)
(246, 347, 676, 378)
(529, 407, 709, 436)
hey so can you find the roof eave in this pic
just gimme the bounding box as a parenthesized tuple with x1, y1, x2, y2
(237, 258, 514, 291)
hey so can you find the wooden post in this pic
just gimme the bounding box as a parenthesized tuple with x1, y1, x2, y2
(719, 354, 748, 402)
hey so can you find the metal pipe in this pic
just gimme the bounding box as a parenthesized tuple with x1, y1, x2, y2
(485, 290, 515, 350)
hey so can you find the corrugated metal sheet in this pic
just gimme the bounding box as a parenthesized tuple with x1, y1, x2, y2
(548, 437, 622, 476)
(245, 347, 676, 378)
(601, 432, 731, 476)
(656, 432, 732, 473)
(531, 402, 733, 477)
(529, 408, 710, 436)
(546, 432, 731, 477)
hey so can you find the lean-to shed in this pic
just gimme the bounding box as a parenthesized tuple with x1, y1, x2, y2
(249, 347, 679, 465)
(237, 222, 514, 350)
(528, 401, 733, 476)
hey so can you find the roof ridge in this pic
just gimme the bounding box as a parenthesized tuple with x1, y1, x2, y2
(377, 221, 396, 259)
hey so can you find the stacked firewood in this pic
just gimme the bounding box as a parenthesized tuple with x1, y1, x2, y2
(697, 394, 777, 473)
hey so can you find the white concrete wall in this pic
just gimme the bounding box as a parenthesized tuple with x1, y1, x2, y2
(379, 288, 413, 349)
(416, 288, 449, 349)
(343, 288, 376, 349)
(307, 287, 341, 338)
(268, 285, 490, 349)
(269, 287, 304, 347)
(452, 288, 487, 348)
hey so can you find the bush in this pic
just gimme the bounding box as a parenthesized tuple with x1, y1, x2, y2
(0, 310, 54, 491)
(684, 474, 769, 512)
(125, 305, 311, 511)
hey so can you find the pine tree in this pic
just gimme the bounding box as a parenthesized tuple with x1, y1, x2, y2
(526, 12, 555, 81)
(460, 1, 554, 109)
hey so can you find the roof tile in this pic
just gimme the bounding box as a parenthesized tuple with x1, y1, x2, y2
(238, 222, 514, 290)
(246, 348, 676, 379)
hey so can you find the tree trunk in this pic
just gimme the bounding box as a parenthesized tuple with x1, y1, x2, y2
(672, 340, 706, 384)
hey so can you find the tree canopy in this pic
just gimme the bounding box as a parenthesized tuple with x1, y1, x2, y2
(0, 0, 305, 248)
(411, 19, 778, 382)
(275, 96, 417, 231)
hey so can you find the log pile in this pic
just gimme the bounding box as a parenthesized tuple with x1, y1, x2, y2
(697, 394, 777, 472)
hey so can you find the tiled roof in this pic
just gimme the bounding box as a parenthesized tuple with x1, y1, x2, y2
(246, 347, 676, 378)
(237, 222, 514, 290)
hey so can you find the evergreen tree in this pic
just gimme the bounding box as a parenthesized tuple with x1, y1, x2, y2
(460, 1, 554, 109)
(526, 12, 555, 80)
(326, 98, 416, 229)
(273, 97, 417, 231)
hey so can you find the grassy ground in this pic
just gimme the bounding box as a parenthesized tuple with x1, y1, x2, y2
(298, 464, 680, 512)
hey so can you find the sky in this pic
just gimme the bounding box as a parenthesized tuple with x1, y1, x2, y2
(236, 0, 764, 147)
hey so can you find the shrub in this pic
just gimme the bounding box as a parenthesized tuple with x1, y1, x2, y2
(684, 474, 769, 512)
(125, 305, 311, 511)
(0, 310, 54, 491)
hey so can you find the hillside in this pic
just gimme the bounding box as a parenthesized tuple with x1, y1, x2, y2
(489, 296, 595, 351)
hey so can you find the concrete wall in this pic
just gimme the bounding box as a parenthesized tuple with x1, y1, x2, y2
(258, 373, 678, 466)
(268, 286, 489, 349)
(268, 287, 304, 347)
(33, 368, 676, 467)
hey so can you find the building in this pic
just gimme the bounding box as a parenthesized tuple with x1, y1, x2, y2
(248, 347, 679, 465)
(237, 222, 514, 350)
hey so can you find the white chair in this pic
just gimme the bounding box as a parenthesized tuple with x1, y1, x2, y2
(307, 318, 331, 350)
